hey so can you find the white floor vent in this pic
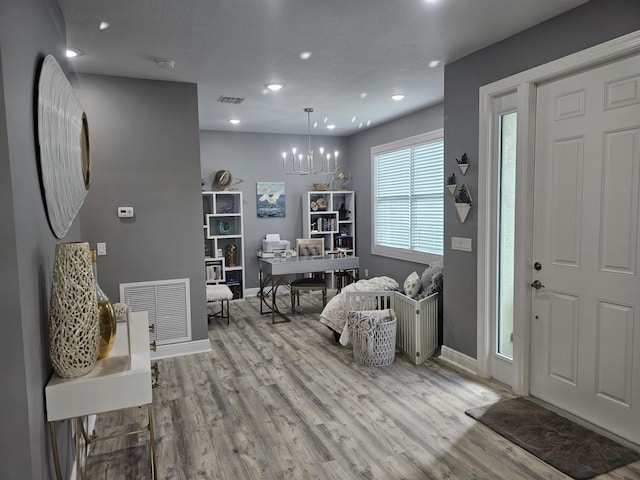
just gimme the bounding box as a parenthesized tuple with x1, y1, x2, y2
(120, 278, 191, 345)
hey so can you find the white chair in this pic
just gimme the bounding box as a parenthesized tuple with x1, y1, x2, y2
(206, 284, 233, 324)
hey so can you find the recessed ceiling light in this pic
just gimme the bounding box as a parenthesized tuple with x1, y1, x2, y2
(266, 83, 284, 91)
(228, 119, 240, 125)
(367, 120, 371, 127)
(313, 121, 318, 128)
(351, 116, 356, 123)
(65, 48, 81, 58)
(299, 52, 312, 60)
(429, 60, 440, 68)
(391, 94, 406, 101)
(99, 21, 110, 30)
(326, 124, 336, 130)
(358, 122, 363, 128)
(156, 59, 175, 70)
(360, 92, 368, 99)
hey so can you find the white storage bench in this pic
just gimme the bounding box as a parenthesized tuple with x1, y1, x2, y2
(346, 290, 438, 365)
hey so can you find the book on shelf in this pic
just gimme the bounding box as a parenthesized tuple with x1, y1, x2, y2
(334, 235, 353, 250)
(206, 265, 223, 281)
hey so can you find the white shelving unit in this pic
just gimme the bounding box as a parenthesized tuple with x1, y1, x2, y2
(302, 190, 356, 290)
(202, 191, 245, 299)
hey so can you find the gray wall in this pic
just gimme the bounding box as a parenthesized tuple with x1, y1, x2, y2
(346, 104, 444, 281)
(3, 2, 639, 477)
(200, 130, 347, 289)
(443, 0, 640, 358)
(0, 0, 78, 477)
(74, 74, 208, 342)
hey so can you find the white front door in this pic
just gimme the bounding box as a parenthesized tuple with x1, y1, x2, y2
(531, 53, 640, 444)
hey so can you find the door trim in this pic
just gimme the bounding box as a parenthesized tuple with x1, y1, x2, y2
(477, 30, 640, 395)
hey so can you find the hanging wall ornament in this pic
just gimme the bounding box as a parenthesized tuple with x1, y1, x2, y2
(49, 242, 99, 378)
(37, 55, 91, 238)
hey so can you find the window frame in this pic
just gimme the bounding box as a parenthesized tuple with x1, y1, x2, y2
(371, 129, 444, 264)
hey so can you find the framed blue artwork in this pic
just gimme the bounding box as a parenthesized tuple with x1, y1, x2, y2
(257, 182, 285, 217)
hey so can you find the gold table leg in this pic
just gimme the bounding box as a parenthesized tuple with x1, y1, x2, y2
(49, 421, 63, 480)
(148, 403, 158, 480)
(259, 271, 291, 323)
(271, 274, 291, 324)
(49, 404, 157, 480)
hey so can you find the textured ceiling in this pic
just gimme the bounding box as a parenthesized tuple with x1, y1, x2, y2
(58, 0, 590, 136)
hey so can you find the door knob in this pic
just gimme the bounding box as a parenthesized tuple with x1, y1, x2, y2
(531, 280, 545, 290)
(534, 262, 542, 271)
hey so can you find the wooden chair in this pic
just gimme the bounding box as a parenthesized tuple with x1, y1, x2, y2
(290, 239, 327, 312)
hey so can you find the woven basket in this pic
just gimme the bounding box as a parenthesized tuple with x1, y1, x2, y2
(351, 315, 397, 366)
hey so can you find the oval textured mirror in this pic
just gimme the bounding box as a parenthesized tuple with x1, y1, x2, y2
(37, 55, 90, 238)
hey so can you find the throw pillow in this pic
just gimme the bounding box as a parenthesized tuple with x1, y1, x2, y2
(403, 271, 421, 298)
(421, 265, 434, 291)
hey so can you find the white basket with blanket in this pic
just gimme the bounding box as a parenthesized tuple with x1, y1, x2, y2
(345, 290, 438, 365)
(348, 309, 397, 366)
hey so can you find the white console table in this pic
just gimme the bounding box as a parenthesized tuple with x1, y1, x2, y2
(45, 311, 157, 480)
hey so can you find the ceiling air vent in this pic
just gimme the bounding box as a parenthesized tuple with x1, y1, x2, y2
(217, 96, 245, 105)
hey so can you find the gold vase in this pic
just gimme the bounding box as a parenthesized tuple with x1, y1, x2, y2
(226, 244, 237, 267)
(49, 242, 99, 378)
(91, 250, 117, 358)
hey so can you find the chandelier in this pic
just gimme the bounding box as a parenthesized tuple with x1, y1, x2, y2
(282, 107, 338, 175)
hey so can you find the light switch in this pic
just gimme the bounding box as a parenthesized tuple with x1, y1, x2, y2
(97, 242, 107, 256)
(451, 236, 472, 252)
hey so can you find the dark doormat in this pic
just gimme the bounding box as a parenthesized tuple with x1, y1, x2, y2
(465, 397, 640, 479)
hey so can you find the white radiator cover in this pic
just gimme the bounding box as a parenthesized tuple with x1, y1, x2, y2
(120, 278, 191, 345)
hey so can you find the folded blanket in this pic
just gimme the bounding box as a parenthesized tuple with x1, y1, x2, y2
(345, 308, 395, 352)
(319, 276, 399, 335)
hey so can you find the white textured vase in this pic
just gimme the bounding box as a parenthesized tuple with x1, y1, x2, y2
(49, 242, 99, 378)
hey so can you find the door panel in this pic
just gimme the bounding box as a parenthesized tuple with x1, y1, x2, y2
(532, 53, 640, 444)
(596, 300, 634, 406)
(600, 128, 639, 273)
(547, 291, 579, 385)
(550, 137, 583, 267)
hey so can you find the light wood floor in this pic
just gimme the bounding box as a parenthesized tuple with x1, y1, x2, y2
(86, 293, 640, 479)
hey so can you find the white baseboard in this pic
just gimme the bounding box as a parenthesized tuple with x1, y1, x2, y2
(245, 286, 337, 298)
(245, 286, 289, 297)
(245, 287, 260, 297)
(151, 338, 211, 360)
(439, 345, 478, 375)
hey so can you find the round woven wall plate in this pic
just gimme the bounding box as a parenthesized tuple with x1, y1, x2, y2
(38, 55, 90, 238)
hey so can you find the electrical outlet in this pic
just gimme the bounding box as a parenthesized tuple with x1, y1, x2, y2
(364, 268, 369, 277)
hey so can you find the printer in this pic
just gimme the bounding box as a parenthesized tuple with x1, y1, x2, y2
(261, 233, 291, 254)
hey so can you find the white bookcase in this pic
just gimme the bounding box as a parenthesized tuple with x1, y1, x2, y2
(202, 191, 245, 299)
(302, 190, 356, 290)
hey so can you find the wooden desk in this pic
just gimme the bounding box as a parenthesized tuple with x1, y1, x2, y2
(259, 255, 359, 323)
(45, 311, 156, 480)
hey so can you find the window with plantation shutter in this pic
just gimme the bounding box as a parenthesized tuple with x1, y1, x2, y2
(371, 129, 443, 263)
